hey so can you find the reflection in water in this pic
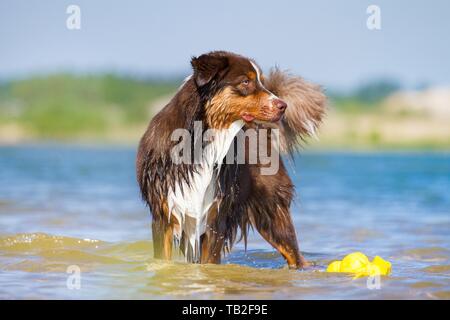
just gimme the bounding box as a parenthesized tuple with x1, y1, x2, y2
(0, 146, 449, 299)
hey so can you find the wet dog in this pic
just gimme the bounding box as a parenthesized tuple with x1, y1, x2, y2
(136, 51, 326, 268)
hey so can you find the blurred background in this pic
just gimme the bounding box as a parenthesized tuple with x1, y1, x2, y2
(1, 0, 449, 147)
(0, 0, 449, 299)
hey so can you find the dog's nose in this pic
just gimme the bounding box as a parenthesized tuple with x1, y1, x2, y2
(274, 99, 287, 112)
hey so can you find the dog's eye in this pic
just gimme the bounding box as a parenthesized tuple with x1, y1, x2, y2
(241, 79, 250, 86)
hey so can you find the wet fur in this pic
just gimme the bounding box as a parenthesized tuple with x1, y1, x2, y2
(265, 68, 327, 153)
(136, 52, 326, 268)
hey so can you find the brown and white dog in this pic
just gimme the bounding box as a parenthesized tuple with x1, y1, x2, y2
(136, 51, 326, 268)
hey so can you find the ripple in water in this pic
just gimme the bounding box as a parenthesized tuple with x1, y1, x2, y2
(0, 147, 449, 299)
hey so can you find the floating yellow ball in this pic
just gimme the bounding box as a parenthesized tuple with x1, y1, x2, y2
(326, 260, 341, 272)
(372, 255, 392, 275)
(326, 252, 391, 277)
(340, 252, 369, 273)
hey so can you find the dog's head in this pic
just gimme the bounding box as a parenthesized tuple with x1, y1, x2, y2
(191, 51, 287, 128)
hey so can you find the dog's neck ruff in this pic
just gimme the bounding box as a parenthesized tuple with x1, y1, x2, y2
(167, 120, 244, 262)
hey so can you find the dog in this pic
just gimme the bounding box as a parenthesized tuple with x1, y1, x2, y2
(136, 51, 326, 268)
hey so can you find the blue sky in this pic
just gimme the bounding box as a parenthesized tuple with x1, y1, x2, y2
(1, 0, 449, 90)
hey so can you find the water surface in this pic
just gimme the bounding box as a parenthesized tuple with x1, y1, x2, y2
(0, 146, 449, 299)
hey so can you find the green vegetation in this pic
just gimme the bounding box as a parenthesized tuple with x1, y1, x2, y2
(0, 74, 449, 149)
(329, 79, 401, 112)
(0, 74, 177, 138)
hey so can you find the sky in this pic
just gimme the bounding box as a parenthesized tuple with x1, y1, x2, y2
(1, 0, 450, 90)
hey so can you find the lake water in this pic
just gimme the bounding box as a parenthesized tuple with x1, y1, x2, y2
(0, 145, 449, 299)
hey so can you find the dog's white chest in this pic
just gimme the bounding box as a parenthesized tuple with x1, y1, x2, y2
(167, 120, 244, 261)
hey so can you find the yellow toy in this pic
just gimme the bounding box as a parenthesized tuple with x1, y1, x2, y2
(326, 252, 391, 278)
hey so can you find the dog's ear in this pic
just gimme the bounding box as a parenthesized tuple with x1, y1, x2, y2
(265, 68, 327, 154)
(191, 53, 229, 87)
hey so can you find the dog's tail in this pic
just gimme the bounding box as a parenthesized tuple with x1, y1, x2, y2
(265, 68, 327, 154)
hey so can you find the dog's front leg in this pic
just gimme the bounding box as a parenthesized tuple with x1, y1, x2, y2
(200, 206, 225, 264)
(250, 207, 309, 269)
(200, 232, 224, 264)
(152, 214, 178, 260)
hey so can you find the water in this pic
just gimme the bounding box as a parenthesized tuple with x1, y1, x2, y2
(0, 145, 449, 299)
